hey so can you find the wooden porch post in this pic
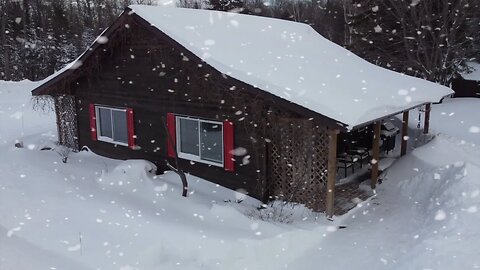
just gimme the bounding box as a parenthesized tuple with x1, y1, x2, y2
(423, 103, 431, 134)
(371, 121, 381, 189)
(326, 129, 339, 219)
(401, 111, 409, 156)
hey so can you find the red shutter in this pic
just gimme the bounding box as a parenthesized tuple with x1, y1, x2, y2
(127, 108, 135, 149)
(223, 120, 234, 172)
(89, 104, 97, 141)
(167, 113, 176, 158)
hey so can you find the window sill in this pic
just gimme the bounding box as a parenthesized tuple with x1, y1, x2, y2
(177, 152, 223, 167)
(97, 136, 129, 147)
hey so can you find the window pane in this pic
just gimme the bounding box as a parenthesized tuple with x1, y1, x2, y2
(179, 118, 199, 155)
(112, 110, 128, 144)
(200, 122, 223, 163)
(98, 108, 112, 138)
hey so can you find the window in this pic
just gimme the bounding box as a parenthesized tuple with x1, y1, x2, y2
(95, 106, 129, 145)
(176, 116, 223, 166)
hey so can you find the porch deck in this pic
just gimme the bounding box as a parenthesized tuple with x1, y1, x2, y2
(333, 171, 375, 215)
(333, 157, 396, 215)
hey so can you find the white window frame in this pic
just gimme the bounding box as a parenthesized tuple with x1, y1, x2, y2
(175, 116, 224, 167)
(95, 105, 128, 147)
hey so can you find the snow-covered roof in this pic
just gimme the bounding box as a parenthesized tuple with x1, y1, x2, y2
(461, 62, 480, 81)
(33, 6, 453, 129)
(128, 5, 452, 128)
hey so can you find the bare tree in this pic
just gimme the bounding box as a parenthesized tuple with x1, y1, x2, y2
(349, 0, 480, 85)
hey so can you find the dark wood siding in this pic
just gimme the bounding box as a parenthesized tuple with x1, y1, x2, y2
(70, 16, 293, 201)
(452, 78, 480, 98)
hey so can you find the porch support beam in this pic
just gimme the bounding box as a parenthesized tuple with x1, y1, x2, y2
(371, 121, 381, 189)
(423, 103, 431, 134)
(326, 128, 339, 219)
(401, 111, 409, 156)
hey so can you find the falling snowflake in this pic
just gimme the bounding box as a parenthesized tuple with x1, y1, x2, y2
(96, 36, 109, 44)
(469, 126, 480, 133)
(434, 210, 446, 221)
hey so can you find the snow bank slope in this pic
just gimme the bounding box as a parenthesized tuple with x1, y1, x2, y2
(379, 135, 480, 269)
(0, 80, 55, 145)
(0, 225, 91, 270)
(292, 135, 480, 270)
(461, 62, 480, 80)
(393, 162, 480, 269)
(430, 98, 480, 145)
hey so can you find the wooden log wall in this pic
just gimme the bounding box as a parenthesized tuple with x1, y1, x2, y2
(70, 16, 282, 201)
(63, 13, 336, 207)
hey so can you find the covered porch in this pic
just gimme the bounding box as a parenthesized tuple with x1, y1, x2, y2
(325, 104, 433, 218)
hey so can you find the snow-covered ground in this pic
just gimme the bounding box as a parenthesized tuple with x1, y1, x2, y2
(461, 61, 480, 81)
(429, 98, 480, 145)
(0, 81, 479, 270)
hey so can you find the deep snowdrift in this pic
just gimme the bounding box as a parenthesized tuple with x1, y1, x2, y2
(429, 98, 480, 145)
(0, 81, 479, 269)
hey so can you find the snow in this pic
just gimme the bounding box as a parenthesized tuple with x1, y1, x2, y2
(405, 98, 480, 145)
(0, 80, 52, 145)
(154, 0, 176, 6)
(2, 81, 480, 269)
(127, 5, 453, 128)
(429, 98, 480, 145)
(461, 62, 480, 81)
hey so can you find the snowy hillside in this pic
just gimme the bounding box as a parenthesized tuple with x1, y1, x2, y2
(0, 81, 479, 269)
(461, 62, 480, 81)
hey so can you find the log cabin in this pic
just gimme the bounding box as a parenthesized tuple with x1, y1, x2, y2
(31, 5, 453, 217)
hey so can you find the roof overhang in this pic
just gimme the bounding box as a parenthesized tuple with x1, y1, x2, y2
(348, 99, 451, 131)
(31, 11, 128, 96)
(31, 6, 453, 133)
